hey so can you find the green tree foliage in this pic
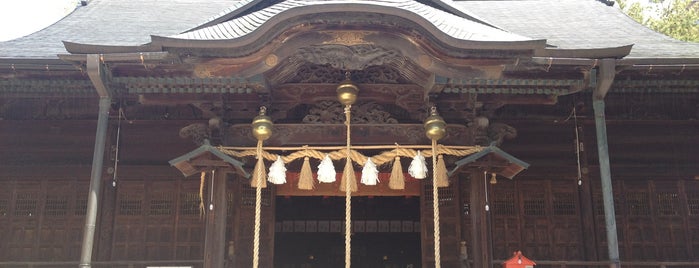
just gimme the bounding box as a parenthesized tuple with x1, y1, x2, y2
(618, 0, 699, 42)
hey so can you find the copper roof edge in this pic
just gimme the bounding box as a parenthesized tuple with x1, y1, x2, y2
(63, 41, 162, 55)
(534, 45, 633, 59)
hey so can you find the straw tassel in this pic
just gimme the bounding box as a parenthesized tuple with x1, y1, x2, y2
(251, 155, 267, 188)
(298, 156, 315, 190)
(199, 171, 206, 217)
(268, 155, 287, 184)
(317, 154, 336, 183)
(361, 157, 379, 186)
(409, 150, 428, 179)
(340, 159, 358, 192)
(434, 155, 449, 187)
(389, 157, 405, 190)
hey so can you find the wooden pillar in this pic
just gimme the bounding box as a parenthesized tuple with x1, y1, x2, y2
(204, 169, 228, 268)
(577, 123, 599, 261)
(470, 170, 492, 267)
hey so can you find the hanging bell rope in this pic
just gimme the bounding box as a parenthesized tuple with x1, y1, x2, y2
(424, 106, 447, 268)
(250, 106, 273, 268)
(336, 72, 358, 268)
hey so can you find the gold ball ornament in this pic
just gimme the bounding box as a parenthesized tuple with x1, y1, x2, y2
(336, 79, 359, 106)
(424, 107, 446, 141)
(251, 107, 273, 141)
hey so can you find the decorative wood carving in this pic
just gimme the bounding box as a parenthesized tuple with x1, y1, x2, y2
(322, 31, 373, 46)
(179, 123, 209, 145)
(225, 124, 473, 147)
(302, 101, 398, 124)
(290, 44, 405, 71)
(487, 122, 517, 145)
(272, 84, 425, 117)
(285, 64, 408, 84)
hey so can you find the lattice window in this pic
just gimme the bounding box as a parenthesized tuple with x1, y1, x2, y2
(423, 183, 455, 206)
(14, 192, 37, 216)
(44, 194, 69, 217)
(656, 192, 680, 216)
(492, 192, 515, 215)
(626, 192, 650, 216)
(523, 193, 546, 216)
(688, 193, 699, 216)
(180, 192, 201, 216)
(75, 198, 87, 216)
(149, 193, 174, 216)
(553, 193, 576, 215)
(119, 193, 143, 216)
(242, 184, 271, 207)
(0, 199, 7, 216)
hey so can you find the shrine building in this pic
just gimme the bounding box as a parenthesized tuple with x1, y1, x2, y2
(1, 0, 698, 267)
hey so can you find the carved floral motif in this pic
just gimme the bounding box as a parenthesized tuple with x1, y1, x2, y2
(290, 44, 405, 71)
(302, 101, 399, 124)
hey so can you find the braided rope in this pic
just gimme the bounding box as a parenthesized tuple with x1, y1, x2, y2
(253, 140, 263, 268)
(218, 145, 481, 166)
(432, 139, 442, 268)
(344, 105, 352, 268)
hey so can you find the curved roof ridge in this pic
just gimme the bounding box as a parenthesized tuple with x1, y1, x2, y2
(167, 0, 535, 43)
(422, 0, 502, 29)
(186, 0, 269, 33)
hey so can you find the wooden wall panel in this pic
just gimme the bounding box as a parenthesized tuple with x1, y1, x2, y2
(489, 179, 585, 261)
(111, 178, 204, 262)
(593, 179, 699, 261)
(0, 179, 86, 261)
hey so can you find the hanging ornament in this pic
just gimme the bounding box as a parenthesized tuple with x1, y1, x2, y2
(388, 156, 405, 190)
(361, 157, 379, 186)
(317, 154, 336, 183)
(409, 150, 428, 179)
(340, 158, 358, 192)
(434, 155, 449, 187)
(298, 156, 315, 190)
(268, 155, 287, 184)
(250, 107, 273, 188)
(250, 154, 268, 188)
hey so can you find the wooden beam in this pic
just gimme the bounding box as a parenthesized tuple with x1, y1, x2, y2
(204, 170, 228, 268)
(274, 172, 421, 196)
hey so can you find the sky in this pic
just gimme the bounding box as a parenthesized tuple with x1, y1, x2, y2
(0, 0, 77, 42)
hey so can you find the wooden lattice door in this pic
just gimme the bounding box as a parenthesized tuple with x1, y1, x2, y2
(420, 179, 462, 267)
(229, 178, 276, 267)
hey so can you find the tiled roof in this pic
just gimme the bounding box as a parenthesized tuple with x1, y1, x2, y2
(169, 0, 533, 42)
(1, 0, 698, 59)
(456, 0, 699, 58)
(0, 0, 235, 58)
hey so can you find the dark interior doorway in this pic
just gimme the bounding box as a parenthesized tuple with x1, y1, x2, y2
(274, 196, 421, 268)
